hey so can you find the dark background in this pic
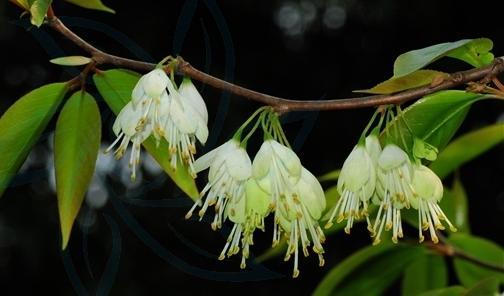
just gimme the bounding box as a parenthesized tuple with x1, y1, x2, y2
(0, 0, 503, 295)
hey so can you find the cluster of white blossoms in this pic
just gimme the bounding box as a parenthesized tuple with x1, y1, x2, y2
(106, 69, 208, 179)
(325, 133, 457, 244)
(107, 68, 458, 277)
(187, 110, 326, 278)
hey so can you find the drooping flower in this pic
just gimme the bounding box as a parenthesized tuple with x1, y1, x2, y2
(218, 179, 272, 269)
(157, 78, 208, 176)
(252, 140, 326, 277)
(410, 164, 457, 243)
(325, 135, 381, 233)
(371, 144, 415, 244)
(108, 69, 209, 179)
(105, 101, 153, 180)
(131, 68, 170, 134)
(280, 167, 326, 278)
(186, 139, 251, 230)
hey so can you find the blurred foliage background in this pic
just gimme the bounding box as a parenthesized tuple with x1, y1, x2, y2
(0, 0, 503, 294)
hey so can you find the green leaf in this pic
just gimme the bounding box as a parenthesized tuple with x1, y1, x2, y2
(402, 253, 448, 296)
(55, 92, 101, 249)
(93, 69, 199, 200)
(382, 91, 486, 152)
(449, 233, 504, 287)
(393, 38, 493, 78)
(447, 38, 494, 68)
(440, 177, 469, 233)
(313, 244, 422, 296)
(50, 56, 92, 66)
(356, 70, 449, 94)
(418, 286, 466, 296)
(63, 0, 115, 13)
(29, 0, 52, 27)
(429, 123, 504, 179)
(0, 83, 68, 197)
(464, 277, 500, 296)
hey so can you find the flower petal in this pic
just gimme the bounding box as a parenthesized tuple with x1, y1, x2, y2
(378, 144, 409, 170)
(179, 78, 208, 124)
(252, 141, 273, 180)
(269, 140, 302, 179)
(225, 146, 252, 181)
(142, 69, 169, 99)
(298, 168, 326, 220)
(193, 141, 229, 173)
(245, 179, 272, 217)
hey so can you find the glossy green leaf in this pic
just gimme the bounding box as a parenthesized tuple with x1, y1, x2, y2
(449, 233, 504, 287)
(356, 70, 449, 94)
(93, 69, 199, 200)
(440, 177, 469, 233)
(29, 0, 52, 27)
(313, 244, 422, 296)
(418, 286, 466, 296)
(430, 123, 504, 179)
(55, 92, 101, 249)
(402, 253, 448, 295)
(50, 56, 92, 66)
(447, 38, 494, 68)
(382, 91, 486, 152)
(0, 83, 68, 197)
(63, 0, 115, 13)
(393, 38, 493, 78)
(464, 277, 500, 296)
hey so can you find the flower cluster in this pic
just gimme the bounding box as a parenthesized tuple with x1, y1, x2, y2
(107, 67, 458, 278)
(325, 118, 457, 244)
(187, 110, 326, 278)
(106, 69, 208, 179)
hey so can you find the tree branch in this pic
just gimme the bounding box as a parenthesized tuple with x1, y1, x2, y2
(45, 14, 504, 112)
(430, 241, 504, 274)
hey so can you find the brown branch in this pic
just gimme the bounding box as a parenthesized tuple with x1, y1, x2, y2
(429, 240, 504, 274)
(45, 14, 504, 112)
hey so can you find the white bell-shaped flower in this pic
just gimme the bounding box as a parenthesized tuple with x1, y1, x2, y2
(218, 179, 272, 269)
(411, 165, 457, 243)
(371, 144, 415, 244)
(252, 139, 302, 199)
(252, 140, 301, 245)
(326, 135, 381, 233)
(279, 167, 326, 278)
(186, 139, 251, 229)
(108, 69, 209, 180)
(106, 102, 153, 180)
(158, 79, 209, 176)
(131, 69, 170, 105)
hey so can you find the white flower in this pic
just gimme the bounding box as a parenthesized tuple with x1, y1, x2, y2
(371, 144, 415, 244)
(186, 139, 251, 229)
(108, 69, 209, 179)
(280, 167, 326, 278)
(105, 102, 153, 180)
(252, 140, 325, 278)
(131, 69, 170, 135)
(218, 179, 272, 269)
(410, 165, 457, 243)
(157, 78, 208, 176)
(325, 135, 381, 233)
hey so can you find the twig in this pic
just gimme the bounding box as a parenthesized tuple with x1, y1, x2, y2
(44, 10, 504, 112)
(429, 240, 504, 273)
